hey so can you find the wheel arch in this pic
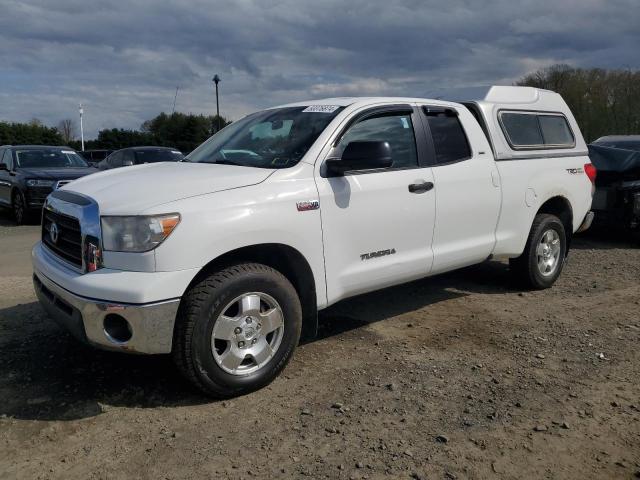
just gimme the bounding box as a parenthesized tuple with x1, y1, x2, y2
(181, 243, 318, 341)
(536, 195, 573, 251)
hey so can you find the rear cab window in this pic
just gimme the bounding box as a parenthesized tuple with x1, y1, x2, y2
(499, 111, 574, 150)
(423, 107, 471, 164)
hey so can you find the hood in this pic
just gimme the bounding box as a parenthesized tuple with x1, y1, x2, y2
(19, 167, 98, 180)
(62, 161, 274, 214)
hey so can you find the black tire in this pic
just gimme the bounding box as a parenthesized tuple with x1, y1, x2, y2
(12, 190, 28, 225)
(173, 263, 302, 398)
(509, 213, 567, 290)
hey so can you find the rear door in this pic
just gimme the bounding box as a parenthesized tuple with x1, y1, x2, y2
(418, 105, 501, 274)
(316, 105, 437, 303)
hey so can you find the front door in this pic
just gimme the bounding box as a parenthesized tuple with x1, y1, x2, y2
(316, 106, 436, 304)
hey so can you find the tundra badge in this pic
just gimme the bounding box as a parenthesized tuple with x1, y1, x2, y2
(360, 248, 396, 261)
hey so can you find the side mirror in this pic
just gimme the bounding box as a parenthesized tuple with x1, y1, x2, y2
(0, 163, 7, 171)
(123, 160, 134, 167)
(325, 141, 393, 176)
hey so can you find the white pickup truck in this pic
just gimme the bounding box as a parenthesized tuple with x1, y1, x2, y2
(33, 86, 595, 397)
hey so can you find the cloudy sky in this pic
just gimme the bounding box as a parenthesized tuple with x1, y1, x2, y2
(1, 0, 639, 138)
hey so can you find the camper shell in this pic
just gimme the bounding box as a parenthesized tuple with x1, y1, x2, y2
(437, 85, 588, 161)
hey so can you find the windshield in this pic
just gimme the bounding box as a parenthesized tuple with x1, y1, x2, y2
(15, 149, 89, 168)
(135, 149, 184, 163)
(186, 106, 344, 168)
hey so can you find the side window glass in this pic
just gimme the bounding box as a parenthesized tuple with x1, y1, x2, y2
(2, 149, 12, 169)
(108, 152, 122, 167)
(337, 112, 418, 169)
(538, 115, 574, 146)
(500, 112, 574, 149)
(123, 150, 135, 165)
(425, 109, 471, 164)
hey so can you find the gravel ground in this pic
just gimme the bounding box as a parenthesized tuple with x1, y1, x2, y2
(0, 213, 638, 480)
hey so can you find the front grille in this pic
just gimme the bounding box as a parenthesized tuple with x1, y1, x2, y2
(42, 209, 83, 268)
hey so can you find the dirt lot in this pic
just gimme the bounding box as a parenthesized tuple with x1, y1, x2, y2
(0, 212, 638, 480)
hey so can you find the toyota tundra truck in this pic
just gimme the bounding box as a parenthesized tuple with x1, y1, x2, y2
(32, 86, 595, 397)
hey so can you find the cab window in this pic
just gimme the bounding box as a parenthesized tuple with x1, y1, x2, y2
(336, 112, 418, 169)
(424, 108, 471, 164)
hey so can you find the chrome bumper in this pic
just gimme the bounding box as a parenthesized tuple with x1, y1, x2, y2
(576, 210, 594, 233)
(33, 270, 180, 354)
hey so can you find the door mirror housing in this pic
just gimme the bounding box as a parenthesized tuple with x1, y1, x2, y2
(325, 141, 393, 176)
(122, 160, 134, 167)
(0, 163, 8, 171)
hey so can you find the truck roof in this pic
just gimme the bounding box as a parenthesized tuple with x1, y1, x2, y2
(276, 86, 587, 161)
(277, 86, 563, 110)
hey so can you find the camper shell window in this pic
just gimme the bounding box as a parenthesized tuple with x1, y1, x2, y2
(498, 111, 575, 150)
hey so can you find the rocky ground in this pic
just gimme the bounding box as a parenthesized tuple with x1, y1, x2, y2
(0, 213, 638, 480)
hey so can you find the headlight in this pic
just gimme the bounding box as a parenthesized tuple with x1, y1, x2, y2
(26, 179, 55, 187)
(101, 214, 180, 252)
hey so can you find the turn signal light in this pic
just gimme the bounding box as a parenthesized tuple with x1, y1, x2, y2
(584, 163, 597, 184)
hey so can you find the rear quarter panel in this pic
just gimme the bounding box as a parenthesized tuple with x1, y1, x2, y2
(494, 156, 593, 256)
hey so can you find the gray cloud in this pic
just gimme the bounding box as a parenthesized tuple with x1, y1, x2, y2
(0, 0, 639, 137)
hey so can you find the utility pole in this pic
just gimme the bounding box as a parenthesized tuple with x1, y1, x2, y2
(78, 103, 85, 151)
(172, 86, 179, 114)
(213, 74, 221, 132)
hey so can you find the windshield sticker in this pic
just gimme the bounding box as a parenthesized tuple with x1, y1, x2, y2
(400, 117, 409, 129)
(61, 150, 75, 154)
(302, 105, 340, 113)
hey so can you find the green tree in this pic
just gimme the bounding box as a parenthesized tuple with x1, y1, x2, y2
(517, 65, 640, 142)
(142, 112, 230, 153)
(0, 121, 65, 146)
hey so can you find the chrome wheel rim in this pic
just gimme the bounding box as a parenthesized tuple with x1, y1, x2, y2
(211, 292, 285, 376)
(536, 229, 561, 276)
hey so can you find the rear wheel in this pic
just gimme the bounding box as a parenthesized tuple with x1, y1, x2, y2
(12, 190, 28, 225)
(510, 213, 567, 289)
(173, 263, 302, 398)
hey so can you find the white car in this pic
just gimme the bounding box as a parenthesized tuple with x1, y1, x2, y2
(33, 86, 595, 397)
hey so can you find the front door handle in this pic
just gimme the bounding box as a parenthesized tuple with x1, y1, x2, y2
(408, 181, 434, 193)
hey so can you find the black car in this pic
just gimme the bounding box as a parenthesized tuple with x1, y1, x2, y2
(0, 145, 97, 224)
(97, 146, 184, 170)
(79, 149, 113, 165)
(588, 136, 640, 236)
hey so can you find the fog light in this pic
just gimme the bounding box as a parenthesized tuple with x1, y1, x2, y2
(103, 314, 132, 343)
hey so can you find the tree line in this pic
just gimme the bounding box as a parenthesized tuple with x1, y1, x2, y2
(517, 64, 640, 142)
(0, 112, 230, 154)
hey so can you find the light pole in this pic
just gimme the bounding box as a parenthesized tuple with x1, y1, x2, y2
(212, 74, 221, 132)
(78, 103, 85, 151)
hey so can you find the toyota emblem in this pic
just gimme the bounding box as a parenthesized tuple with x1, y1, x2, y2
(50, 222, 59, 244)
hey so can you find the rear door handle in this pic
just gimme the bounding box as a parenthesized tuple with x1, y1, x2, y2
(408, 181, 434, 193)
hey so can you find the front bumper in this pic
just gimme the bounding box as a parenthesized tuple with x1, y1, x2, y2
(26, 186, 53, 209)
(33, 269, 180, 354)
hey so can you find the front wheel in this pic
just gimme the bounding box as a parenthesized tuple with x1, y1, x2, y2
(173, 263, 302, 398)
(12, 190, 28, 225)
(510, 213, 567, 289)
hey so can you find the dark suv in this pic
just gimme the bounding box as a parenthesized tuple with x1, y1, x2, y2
(0, 145, 97, 224)
(97, 146, 184, 170)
